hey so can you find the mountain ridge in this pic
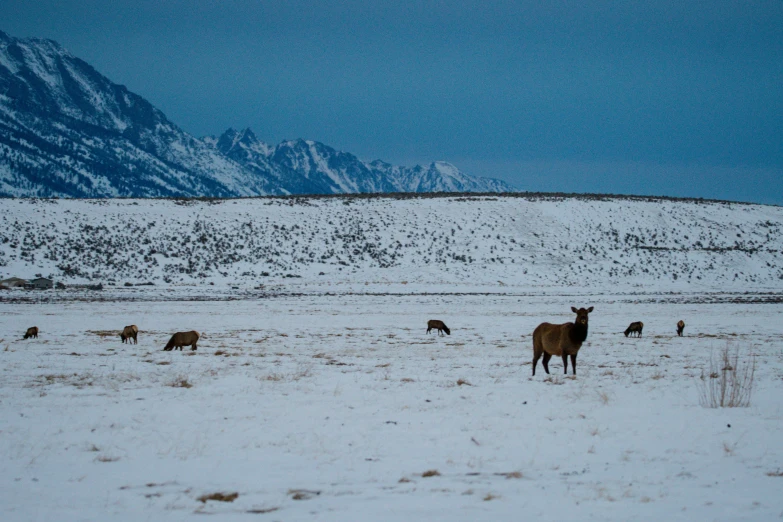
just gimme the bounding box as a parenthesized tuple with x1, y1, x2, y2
(0, 29, 513, 198)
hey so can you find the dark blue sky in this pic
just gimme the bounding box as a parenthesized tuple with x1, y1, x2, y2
(3, 1, 782, 204)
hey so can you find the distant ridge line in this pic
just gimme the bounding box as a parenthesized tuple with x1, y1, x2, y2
(1, 191, 773, 207)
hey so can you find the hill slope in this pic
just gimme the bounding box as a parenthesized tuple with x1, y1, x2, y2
(0, 194, 780, 291)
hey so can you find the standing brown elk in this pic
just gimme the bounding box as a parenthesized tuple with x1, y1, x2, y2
(23, 326, 38, 339)
(426, 320, 451, 336)
(624, 321, 644, 337)
(677, 320, 685, 337)
(532, 307, 593, 376)
(120, 325, 139, 344)
(163, 331, 200, 351)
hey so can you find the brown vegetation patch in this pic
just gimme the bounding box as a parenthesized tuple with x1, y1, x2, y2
(494, 471, 523, 479)
(421, 469, 441, 478)
(456, 379, 472, 386)
(288, 489, 321, 500)
(35, 373, 94, 388)
(88, 330, 117, 338)
(197, 492, 239, 503)
(95, 455, 120, 463)
(168, 376, 193, 388)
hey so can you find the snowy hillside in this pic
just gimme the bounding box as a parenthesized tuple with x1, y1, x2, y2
(1, 194, 781, 291)
(0, 30, 511, 198)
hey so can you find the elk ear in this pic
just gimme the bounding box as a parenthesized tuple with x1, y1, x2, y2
(587, 307, 594, 313)
(571, 307, 578, 313)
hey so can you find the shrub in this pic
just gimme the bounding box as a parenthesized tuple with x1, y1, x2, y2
(699, 343, 756, 408)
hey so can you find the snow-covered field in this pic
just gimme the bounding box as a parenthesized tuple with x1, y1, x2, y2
(2, 287, 783, 520)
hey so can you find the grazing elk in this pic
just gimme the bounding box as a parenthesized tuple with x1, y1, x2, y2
(163, 331, 200, 351)
(426, 320, 451, 336)
(23, 326, 38, 339)
(532, 307, 593, 376)
(624, 321, 644, 338)
(677, 320, 685, 337)
(120, 325, 139, 344)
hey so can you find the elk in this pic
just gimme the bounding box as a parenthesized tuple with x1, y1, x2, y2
(426, 320, 451, 336)
(120, 325, 139, 344)
(532, 307, 593, 376)
(23, 326, 38, 339)
(624, 321, 644, 337)
(163, 331, 200, 351)
(677, 320, 685, 337)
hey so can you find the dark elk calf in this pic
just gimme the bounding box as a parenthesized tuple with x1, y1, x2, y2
(23, 326, 38, 339)
(533, 307, 593, 376)
(120, 325, 139, 344)
(677, 320, 685, 337)
(426, 320, 451, 336)
(624, 321, 644, 337)
(163, 331, 200, 351)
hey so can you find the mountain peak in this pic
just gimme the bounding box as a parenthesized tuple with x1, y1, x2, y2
(0, 28, 514, 198)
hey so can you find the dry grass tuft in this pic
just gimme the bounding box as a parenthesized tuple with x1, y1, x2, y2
(421, 469, 441, 478)
(483, 493, 499, 501)
(494, 471, 522, 479)
(597, 391, 610, 404)
(35, 372, 94, 388)
(88, 330, 116, 338)
(699, 343, 756, 408)
(456, 379, 472, 386)
(168, 375, 193, 388)
(197, 492, 238, 503)
(95, 455, 120, 463)
(398, 477, 412, 483)
(288, 489, 320, 500)
(766, 470, 783, 477)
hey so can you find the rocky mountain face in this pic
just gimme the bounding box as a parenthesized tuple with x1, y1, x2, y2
(0, 30, 512, 198)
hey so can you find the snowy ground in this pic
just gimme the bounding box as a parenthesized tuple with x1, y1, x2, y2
(2, 286, 783, 521)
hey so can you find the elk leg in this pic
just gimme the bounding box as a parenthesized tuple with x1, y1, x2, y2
(562, 354, 568, 374)
(570, 354, 577, 375)
(542, 353, 551, 374)
(532, 350, 541, 376)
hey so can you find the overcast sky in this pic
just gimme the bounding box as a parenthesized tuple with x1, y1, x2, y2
(2, 1, 782, 204)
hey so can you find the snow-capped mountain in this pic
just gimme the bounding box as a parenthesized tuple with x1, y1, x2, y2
(0, 30, 268, 198)
(209, 128, 513, 195)
(0, 30, 512, 198)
